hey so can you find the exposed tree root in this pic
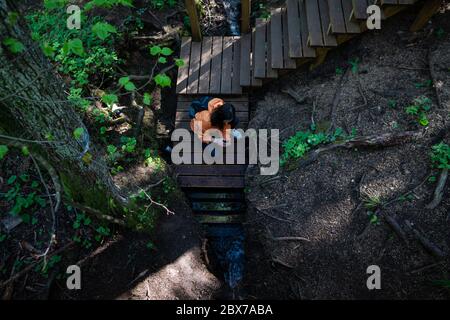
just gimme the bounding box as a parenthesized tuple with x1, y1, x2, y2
(426, 168, 448, 210)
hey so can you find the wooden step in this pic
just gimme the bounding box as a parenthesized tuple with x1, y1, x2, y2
(253, 18, 278, 79)
(188, 192, 244, 201)
(306, 0, 338, 47)
(195, 214, 244, 224)
(192, 201, 245, 213)
(284, 0, 318, 60)
(176, 36, 243, 95)
(270, 8, 299, 69)
(327, 0, 361, 34)
(175, 164, 247, 176)
(178, 176, 245, 188)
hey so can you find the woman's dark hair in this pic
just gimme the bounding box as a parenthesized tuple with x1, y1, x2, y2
(210, 103, 235, 130)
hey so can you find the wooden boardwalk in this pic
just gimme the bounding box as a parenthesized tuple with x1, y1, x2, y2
(176, 0, 420, 95)
(173, 0, 429, 223)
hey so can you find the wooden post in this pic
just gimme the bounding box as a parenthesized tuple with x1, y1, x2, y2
(185, 0, 202, 41)
(241, 0, 251, 34)
(410, 0, 441, 32)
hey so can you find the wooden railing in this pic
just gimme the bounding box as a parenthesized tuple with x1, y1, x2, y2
(184, 0, 252, 42)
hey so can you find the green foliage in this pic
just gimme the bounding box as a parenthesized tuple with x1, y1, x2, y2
(149, 0, 177, 10)
(143, 92, 153, 106)
(85, 0, 134, 11)
(118, 76, 137, 91)
(175, 58, 185, 67)
(73, 127, 84, 140)
(0, 145, 9, 160)
(388, 99, 397, 109)
(405, 96, 432, 126)
(367, 211, 380, 226)
(101, 93, 119, 106)
(154, 73, 171, 88)
(44, 0, 68, 10)
(92, 22, 117, 40)
(430, 142, 450, 169)
(2, 37, 25, 54)
(335, 67, 344, 75)
(281, 127, 346, 165)
(120, 136, 137, 153)
(348, 58, 360, 74)
(363, 195, 382, 211)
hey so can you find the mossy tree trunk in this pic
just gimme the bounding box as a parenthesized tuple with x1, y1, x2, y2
(0, 0, 127, 213)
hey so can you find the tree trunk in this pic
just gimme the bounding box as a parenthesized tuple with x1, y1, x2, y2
(0, 0, 127, 212)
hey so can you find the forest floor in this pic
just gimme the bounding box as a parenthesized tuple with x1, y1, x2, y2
(244, 7, 450, 299)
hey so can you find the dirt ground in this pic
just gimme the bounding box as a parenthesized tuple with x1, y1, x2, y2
(244, 8, 450, 299)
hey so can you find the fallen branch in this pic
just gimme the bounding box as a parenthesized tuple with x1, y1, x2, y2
(405, 220, 446, 258)
(0, 242, 75, 290)
(65, 200, 127, 226)
(140, 188, 175, 215)
(383, 214, 409, 245)
(299, 131, 419, 167)
(272, 236, 311, 242)
(426, 168, 448, 209)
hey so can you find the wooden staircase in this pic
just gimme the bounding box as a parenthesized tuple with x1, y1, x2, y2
(176, 0, 420, 96)
(173, 0, 431, 225)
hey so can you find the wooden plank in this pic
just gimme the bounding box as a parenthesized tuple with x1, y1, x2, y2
(192, 201, 245, 212)
(198, 37, 212, 94)
(175, 111, 249, 121)
(176, 101, 249, 112)
(177, 95, 248, 102)
(188, 192, 244, 201)
(282, 8, 297, 69)
(209, 37, 223, 94)
(239, 33, 252, 87)
(327, 0, 346, 34)
(286, 0, 303, 58)
(410, 0, 440, 32)
(220, 36, 234, 94)
(299, 0, 317, 58)
(178, 176, 245, 188)
(195, 215, 244, 224)
(241, 0, 251, 33)
(187, 41, 201, 93)
(231, 37, 243, 94)
(266, 20, 278, 78)
(176, 37, 191, 94)
(175, 164, 247, 176)
(270, 8, 285, 68)
(306, 0, 324, 46)
(342, 0, 361, 33)
(251, 30, 263, 86)
(318, 0, 338, 46)
(351, 0, 368, 20)
(253, 19, 267, 79)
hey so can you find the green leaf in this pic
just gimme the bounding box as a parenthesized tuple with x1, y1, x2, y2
(175, 58, 185, 67)
(150, 45, 161, 56)
(7, 175, 16, 185)
(154, 73, 171, 88)
(107, 145, 117, 155)
(101, 93, 118, 106)
(7, 12, 19, 25)
(3, 38, 25, 54)
(124, 81, 136, 91)
(21, 146, 30, 156)
(161, 47, 173, 56)
(44, 0, 68, 10)
(143, 92, 153, 106)
(41, 42, 55, 57)
(158, 56, 167, 64)
(0, 145, 8, 160)
(73, 127, 84, 140)
(92, 22, 117, 40)
(67, 38, 84, 56)
(119, 76, 130, 85)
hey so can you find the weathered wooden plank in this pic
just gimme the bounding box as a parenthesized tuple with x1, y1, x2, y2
(187, 41, 201, 93)
(286, 0, 303, 58)
(239, 33, 252, 87)
(195, 215, 244, 224)
(299, 0, 317, 58)
(209, 37, 223, 94)
(254, 18, 267, 78)
(176, 37, 191, 94)
(342, 0, 361, 33)
(318, 0, 338, 46)
(188, 192, 244, 201)
(192, 201, 245, 212)
(220, 37, 234, 94)
(177, 95, 249, 102)
(176, 100, 249, 112)
(175, 164, 247, 176)
(178, 176, 245, 188)
(198, 37, 212, 94)
(266, 20, 278, 78)
(231, 37, 243, 94)
(251, 30, 263, 86)
(327, 0, 346, 34)
(282, 8, 297, 69)
(175, 111, 249, 121)
(306, 0, 324, 46)
(351, 0, 369, 20)
(270, 8, 285, 68)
